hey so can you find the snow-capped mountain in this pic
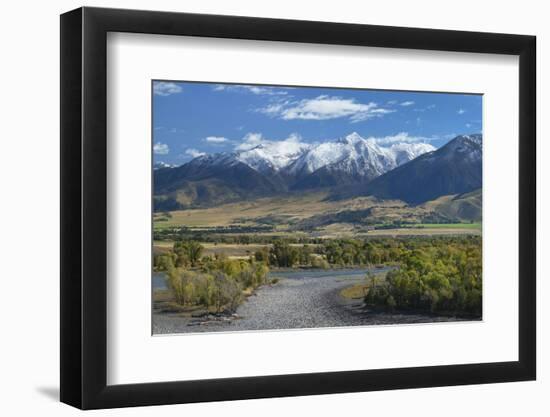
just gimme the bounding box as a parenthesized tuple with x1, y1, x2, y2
(235, 140, 312, 173)
(153, 132, 439, 208)
(389, 142, 436, 166)
(153, 161, 177, 170)
(438, 134, 482, 163)
(350, 134, 483, 204)
(287, 132, 435, 181)
(192, 132, 434, 179)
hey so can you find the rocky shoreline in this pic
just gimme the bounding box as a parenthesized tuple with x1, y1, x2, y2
(153, 269, 472, 335)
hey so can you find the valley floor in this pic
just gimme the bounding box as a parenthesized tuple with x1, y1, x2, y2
(153, 191, 481, 244)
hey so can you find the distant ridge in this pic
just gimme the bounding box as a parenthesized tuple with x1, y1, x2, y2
(343, 134, 482, 204)
(153, 132, 437, 209)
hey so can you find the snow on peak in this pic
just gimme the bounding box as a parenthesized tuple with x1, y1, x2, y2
(187, 132, 436, 180)
(339, 131, 364, 144)
(236, 138, 312, 172)
(287, 132, 434, 178)
(153, 161, 176, 170)
(389, 142, 436, 165)
(442, 134, 482, 162)
(462, 133, 482, 145)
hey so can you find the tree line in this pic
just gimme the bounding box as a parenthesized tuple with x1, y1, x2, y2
(154, 236, 482, 316)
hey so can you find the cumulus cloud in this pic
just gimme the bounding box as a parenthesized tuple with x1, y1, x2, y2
(153, 142, 169, 155)
(213, 84, 288, 96)
(400, 101, 415, 106)
(204, 136, 229, 144)
(258, 95, 394, 123)
(153, 82, 183, 96)
(185, 148, 206, 158)
(457, 108, 466, 115)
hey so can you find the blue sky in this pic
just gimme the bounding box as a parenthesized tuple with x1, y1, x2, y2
(153, 80, 482, 165)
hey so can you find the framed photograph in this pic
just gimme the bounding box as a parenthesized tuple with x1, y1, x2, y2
(60, 7, 536, 409)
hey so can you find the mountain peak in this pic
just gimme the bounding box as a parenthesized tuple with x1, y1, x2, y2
(346, 131, 363, 140)
(235, 140, 311, 172)
(441, 134, 482, 162)
(338, 132, 365, 145)
(359, 133, 483, 204)
(458, 133, 482, 145)
(166, 132, 439, 194)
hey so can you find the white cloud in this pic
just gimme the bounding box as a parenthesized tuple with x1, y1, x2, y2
(185, 148, 206, 158)
(258, 95, 394, 123)
(204, 136, 229, 144)
(213, 84, 288, 96)
(235, 133, 265, 150)
(466, 123, 472, 128)
(400, 101, 415, 106)
(235, 132, 304, 151)
(367, 132, 437, 145)
(246, 86, 287, 95)
(153, 142, 169, 155)
(153, 82, 183, 96)
(387, 100, 398, 105)
(413, 104, 436, 112)
(457, 108, 466, 115)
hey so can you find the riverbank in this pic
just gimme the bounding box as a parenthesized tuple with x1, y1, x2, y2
(153, 267, 473, 334)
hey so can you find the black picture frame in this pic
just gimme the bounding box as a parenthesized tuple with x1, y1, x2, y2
(60, 6, 536, 410)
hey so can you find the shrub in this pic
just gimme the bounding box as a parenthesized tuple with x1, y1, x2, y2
(311, 256, 329, 269)
(212, 272, 242, 313)
(153, 253, 176, 271)
(386, 295, 396, 312)
(166, 269, 197, 306)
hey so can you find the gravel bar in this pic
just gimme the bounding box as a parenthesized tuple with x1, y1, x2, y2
(153, 269, 472, 335)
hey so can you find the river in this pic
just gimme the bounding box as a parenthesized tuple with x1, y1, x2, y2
(153, 267, 469, 334)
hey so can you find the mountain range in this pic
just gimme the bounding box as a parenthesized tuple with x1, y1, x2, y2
(153, 132, 482, 211)
(348, 134, 482, 204)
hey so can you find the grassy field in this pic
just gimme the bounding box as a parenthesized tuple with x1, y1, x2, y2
(153, 192, 385, 230)
(340, 271, 389, 300)
(364, 228, 481, 236)
(153, 192, 481, 250)
(153, 192, 482, 241)
(340, 283, 370, 299)
(409, 222, 481, 229)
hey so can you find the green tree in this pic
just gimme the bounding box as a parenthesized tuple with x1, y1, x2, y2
(254, 247, 270, 265)
(174, 240, 204, 267)
(270, 241, 298, 267)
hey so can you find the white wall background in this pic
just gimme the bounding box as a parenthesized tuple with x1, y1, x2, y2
(0, 0, 545, 415)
